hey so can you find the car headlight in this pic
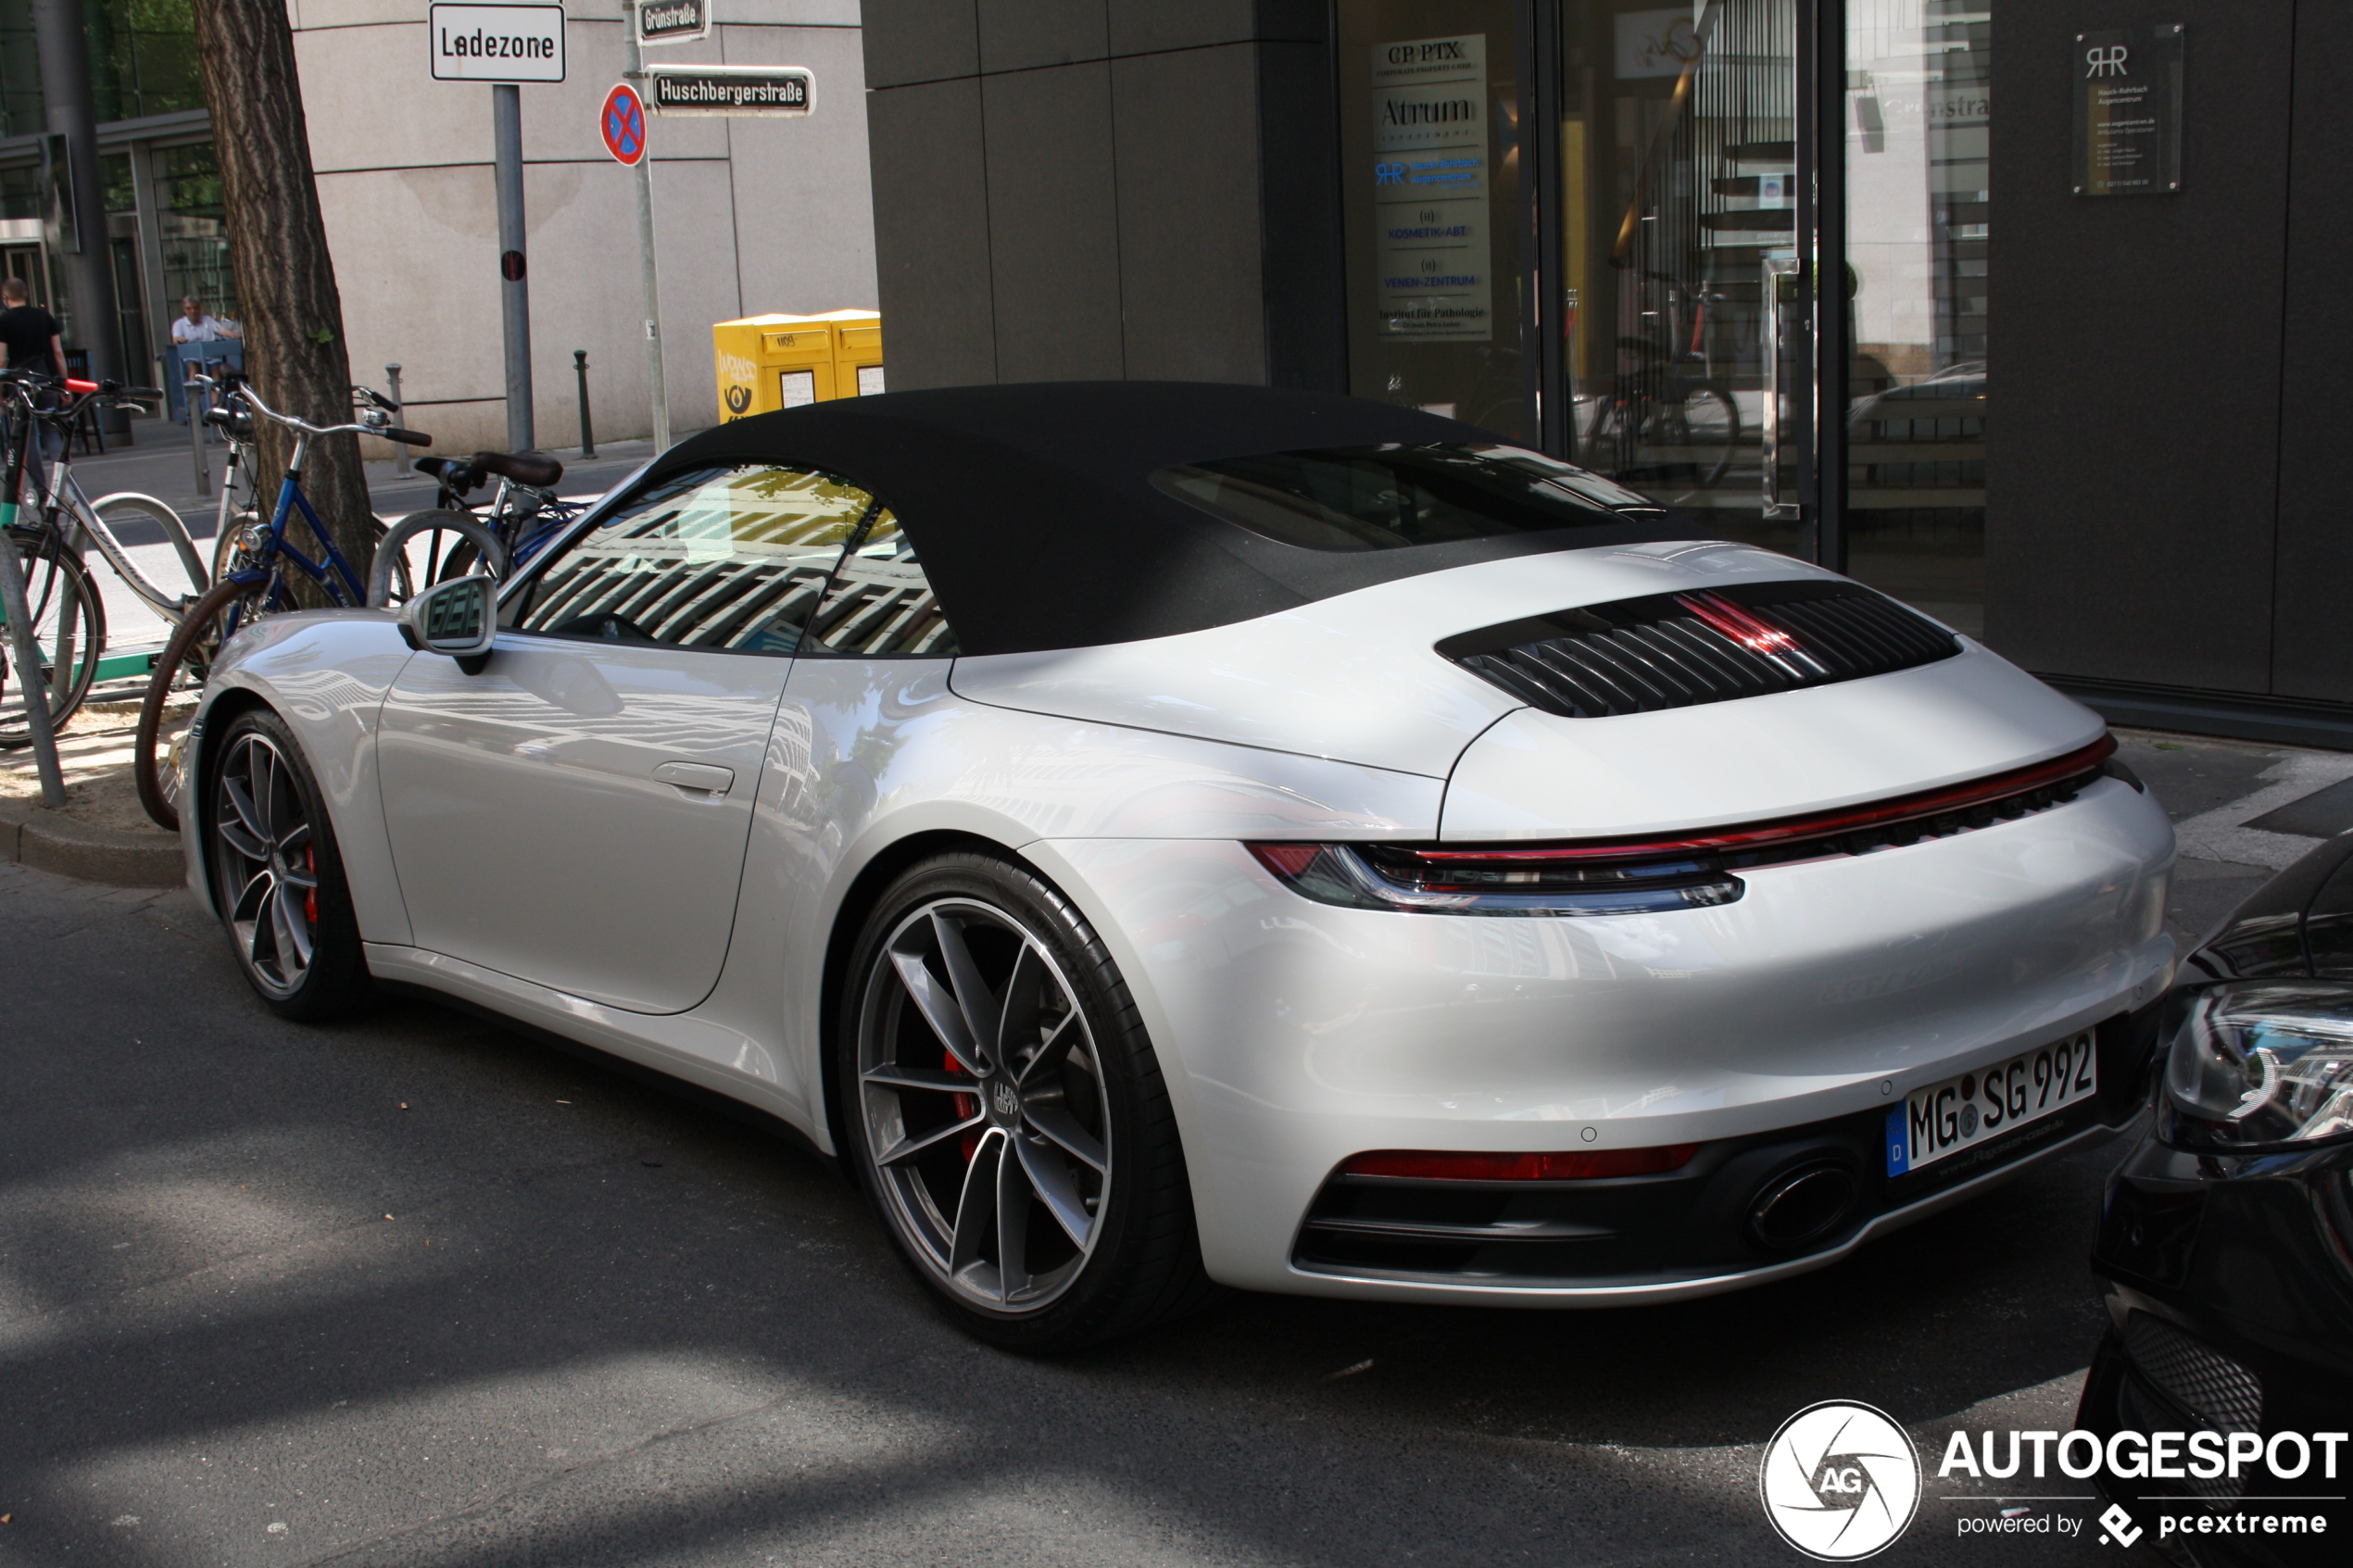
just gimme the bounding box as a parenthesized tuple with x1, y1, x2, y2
(2162, 982, 2353, 1153)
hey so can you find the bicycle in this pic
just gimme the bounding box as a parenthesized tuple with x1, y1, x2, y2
(0, 369, 195, 746)
(132, 381, 444, 830)
(368, 447, 577, 608)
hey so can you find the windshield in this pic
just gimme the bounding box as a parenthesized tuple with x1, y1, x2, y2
(1151, 443, 1661, 553)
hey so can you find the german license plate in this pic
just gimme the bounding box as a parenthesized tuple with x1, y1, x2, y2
(1885, 1031, 2096, 1176)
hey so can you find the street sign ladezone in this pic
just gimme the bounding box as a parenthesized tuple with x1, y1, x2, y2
(646, 64, 811, 116)
(429, 3, 566, 82)
(601, 83, 648, 166)
(637, 0, 710, 47)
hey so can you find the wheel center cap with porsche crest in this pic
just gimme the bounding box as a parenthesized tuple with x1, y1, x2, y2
(990, 1078, 1021, 1123)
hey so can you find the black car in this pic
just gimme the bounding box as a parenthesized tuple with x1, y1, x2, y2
(2078, 832, 2353, 1563)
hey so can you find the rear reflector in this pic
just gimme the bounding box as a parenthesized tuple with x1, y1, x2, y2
(1340, 1145, 1698, 1181)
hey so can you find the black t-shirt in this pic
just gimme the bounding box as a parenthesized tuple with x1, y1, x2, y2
(0, 304, 63, 372)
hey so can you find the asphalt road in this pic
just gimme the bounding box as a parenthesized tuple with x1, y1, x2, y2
(1, 731, 2344, 1567)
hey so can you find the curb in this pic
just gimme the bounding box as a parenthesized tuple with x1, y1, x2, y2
(0, 797, 185, 888)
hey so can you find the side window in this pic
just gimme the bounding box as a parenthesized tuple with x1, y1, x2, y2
(801, 513, 960, 657)
(514, 465, 875, 654)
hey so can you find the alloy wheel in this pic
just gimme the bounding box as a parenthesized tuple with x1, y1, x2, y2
(856, 897, 1112, 1313)
(209, 730, 320, 997)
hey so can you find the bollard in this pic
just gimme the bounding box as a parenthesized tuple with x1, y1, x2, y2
(185, 374, 210, 499)
(573, 349, 596, 457)
(384, 364, 405, 472)
(0, 432, 68, 806)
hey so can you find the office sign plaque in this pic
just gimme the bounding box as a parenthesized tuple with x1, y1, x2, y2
(2072, 24, 2183, 195)
(1370, 34, 1492, 342)
(645, 64, 811, 116)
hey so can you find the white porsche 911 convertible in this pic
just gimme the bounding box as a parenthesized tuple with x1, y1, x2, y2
(180, 383, 2175, 1350)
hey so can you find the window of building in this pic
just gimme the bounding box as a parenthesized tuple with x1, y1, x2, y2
(515, 465, 908, 656)
(1336, 1, 1528, 441)
(156, 141, 235, 325)
(0, 0, 204, 136)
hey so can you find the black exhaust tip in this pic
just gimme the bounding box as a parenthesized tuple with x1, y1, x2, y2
(1747, 1160, 1859, 1251)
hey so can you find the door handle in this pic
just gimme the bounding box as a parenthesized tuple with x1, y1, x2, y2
(653, 760, 736, 797)
(1761, 256, 1801, 521)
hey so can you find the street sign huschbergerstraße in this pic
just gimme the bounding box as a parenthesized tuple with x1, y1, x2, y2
(645, 64, 810, 116)
(637, 0, 710, 46)
(429, 3, 566, 82)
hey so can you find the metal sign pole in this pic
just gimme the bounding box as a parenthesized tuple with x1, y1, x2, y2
(0, 440, 68, 807)
(493, 82, 535, 452)
(622, 0, 671, 453)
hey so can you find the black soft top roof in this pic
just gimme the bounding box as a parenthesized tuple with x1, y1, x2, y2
(655, 382, 1686, 656)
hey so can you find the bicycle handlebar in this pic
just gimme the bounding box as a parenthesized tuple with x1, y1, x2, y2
(233, 381, 390, 442)
(382, 428, 432, 447)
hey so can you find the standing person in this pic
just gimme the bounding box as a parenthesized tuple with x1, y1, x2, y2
(0, 276, 67, 378)
(0, 276, 69, 489)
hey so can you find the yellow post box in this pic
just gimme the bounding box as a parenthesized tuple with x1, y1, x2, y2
(817, 308, 885, 398)
(714, 310, 886, 420)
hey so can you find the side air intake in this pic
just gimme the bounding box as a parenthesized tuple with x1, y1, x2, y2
(1438, 580, 1960, 718)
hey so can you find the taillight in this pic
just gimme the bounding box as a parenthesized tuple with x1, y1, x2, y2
(1246, 736, 2120, 919)
(1341, 1146, 1697, 1181)
(1244, 841, 1743, 917)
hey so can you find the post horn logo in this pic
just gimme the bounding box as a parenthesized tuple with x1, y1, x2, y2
(723, 384, 752, 415)
(1759, 1401, 1922, 1561)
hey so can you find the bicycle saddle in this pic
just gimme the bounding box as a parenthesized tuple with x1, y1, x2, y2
(473, 450, 563, 489)
(413, 456, 484, 493)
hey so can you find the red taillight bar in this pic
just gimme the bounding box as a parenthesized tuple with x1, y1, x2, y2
(1342, 1145, 1698, 1181)
(1410, 734, 2118, 867)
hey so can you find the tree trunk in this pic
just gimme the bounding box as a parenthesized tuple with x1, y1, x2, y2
(190, 0, 371, 597)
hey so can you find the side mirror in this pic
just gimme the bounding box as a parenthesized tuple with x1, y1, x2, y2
(397, 575, 496, 673)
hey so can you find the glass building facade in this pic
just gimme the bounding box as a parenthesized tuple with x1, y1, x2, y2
(1337, 1, 1993, 636)
(0, 0, 223, 386)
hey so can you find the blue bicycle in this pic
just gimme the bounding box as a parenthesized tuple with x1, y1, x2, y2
(132, 380, 498, 831)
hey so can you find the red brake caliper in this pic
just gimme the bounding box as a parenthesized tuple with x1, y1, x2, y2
(945, 1050, 979, 1163)
(304, 846, 318, 925)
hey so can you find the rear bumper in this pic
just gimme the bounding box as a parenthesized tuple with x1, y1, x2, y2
(1286, 1108, 2144, 1307)
(1031, 774, 2175, 1301)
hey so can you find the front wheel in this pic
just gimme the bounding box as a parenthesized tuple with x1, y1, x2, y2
(839, 851, 1214, 1351)
(201, 706, 372, 1019)
(1, 530, 106, 747)
(134, 575, 264, 832)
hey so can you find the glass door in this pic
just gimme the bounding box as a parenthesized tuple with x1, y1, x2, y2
(1549, 1, 1802, 554)
(1843, 0, 1989, 637)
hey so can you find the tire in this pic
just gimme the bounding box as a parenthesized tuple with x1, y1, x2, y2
(1675, 383, 1739, 488)
(0, 529, 106, 748)
(211, 514, 411, 608)
(134, 575, 264, 832)
(838, 851, 1215, 1352)
(200, 706, 372, 1020)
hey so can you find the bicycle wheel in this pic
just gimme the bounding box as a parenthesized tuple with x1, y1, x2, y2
(134, 574, 265, 831)
(1673, 384, 1739, 489)
(1, 530, 107, 748)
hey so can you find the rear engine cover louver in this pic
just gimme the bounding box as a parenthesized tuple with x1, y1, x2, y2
(1438, 580, 1960, 718)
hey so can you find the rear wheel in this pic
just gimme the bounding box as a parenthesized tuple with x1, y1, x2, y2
(839, 851, 1214, 1352)
(202, 707, 371, 1019)
(0, 529, 106, 747)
